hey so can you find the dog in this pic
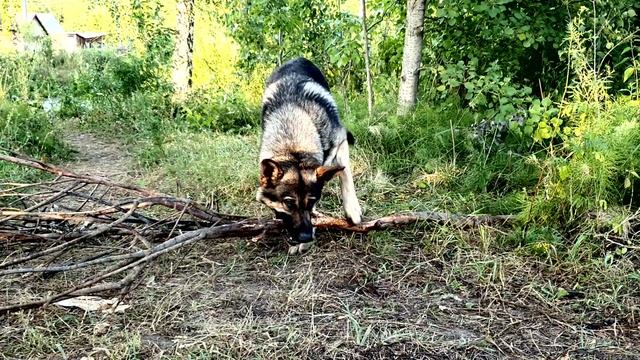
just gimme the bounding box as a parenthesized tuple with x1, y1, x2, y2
(256, 57, 362, 255)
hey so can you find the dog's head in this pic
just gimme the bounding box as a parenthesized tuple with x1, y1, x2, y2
(256, 158, 343, 245)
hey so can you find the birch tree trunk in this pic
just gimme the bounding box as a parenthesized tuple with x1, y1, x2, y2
(397, 0, 426, 115)
(360, 0, 374, 117)
(172, 0, 195, 101)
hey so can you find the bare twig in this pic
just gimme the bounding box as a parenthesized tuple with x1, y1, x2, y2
(0, 181, 83, 224)
(0, 203, 139, 269)
(0, 153, 241, 223)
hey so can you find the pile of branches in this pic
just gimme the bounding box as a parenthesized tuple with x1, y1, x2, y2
(0, 153, 512, 315)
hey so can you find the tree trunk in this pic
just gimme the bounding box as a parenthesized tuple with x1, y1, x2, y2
(172, 0, 195, 101)
(397, 0, 426, 116)
(360, 0, 374, 117)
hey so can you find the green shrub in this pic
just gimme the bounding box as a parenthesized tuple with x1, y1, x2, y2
(522, 16, 640, 228)
(0, 100, 70, 182)
(0, 100, 69, 159)
(76, 50, 169, 97)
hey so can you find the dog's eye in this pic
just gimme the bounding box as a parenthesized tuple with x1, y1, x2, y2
(283, 198, 296, 209)
(304, 196, 318, 210)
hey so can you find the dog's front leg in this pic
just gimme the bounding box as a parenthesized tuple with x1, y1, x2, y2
(335, 140, 362, 224)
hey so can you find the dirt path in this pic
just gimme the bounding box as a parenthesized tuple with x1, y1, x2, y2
(61, 130, 135, 182)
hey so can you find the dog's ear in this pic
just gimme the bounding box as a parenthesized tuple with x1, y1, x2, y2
(316, 165, 344, 183)
(260, 159, 283, 188)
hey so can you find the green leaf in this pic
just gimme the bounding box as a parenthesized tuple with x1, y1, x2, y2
(556, 287, 569, 300)
(503, 86, 517, 97)
(436, 84, 447, 92)
(623, 67, 635, 83)
(624, 177, 631, 189)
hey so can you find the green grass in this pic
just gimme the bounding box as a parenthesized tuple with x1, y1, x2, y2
(0, 100, 71, 185)
(147, 130, 262, 215)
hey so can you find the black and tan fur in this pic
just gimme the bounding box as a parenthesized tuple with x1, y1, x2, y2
(256, 58, 362, 254)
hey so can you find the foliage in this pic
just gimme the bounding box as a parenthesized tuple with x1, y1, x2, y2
(75, 50, 170, 96)
(0, 100, 70, 182)
(523, 15, 640, 229)
(426, 0, 640, 122)
(220, 0, 366, 89)
(0, 100, 69, 159)
(131, 0, 174, 72)
(177, 88, 259, 133)
(221, 0, 335, 68)
(434, 58, 535, 123)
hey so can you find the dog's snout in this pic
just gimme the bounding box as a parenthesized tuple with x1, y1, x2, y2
(298, 231, 313, 243)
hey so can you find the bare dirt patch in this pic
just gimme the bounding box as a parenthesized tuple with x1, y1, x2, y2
(62, 130, 136, 182)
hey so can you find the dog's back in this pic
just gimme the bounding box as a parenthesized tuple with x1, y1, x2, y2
(265, 57, 331, 92)
(259, 58, 347, 164)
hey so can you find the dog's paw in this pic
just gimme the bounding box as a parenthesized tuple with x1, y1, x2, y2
(344, 201, 362, 225)
(311, 209, 325, 218)
(288, 242, 314, 255)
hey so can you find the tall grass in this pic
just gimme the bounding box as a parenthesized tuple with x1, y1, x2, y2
(0, 100, 71, 183)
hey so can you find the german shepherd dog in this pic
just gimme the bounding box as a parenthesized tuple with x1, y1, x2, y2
(257, 58, 362, 254)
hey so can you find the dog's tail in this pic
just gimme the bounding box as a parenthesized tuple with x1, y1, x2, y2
(347, 131, 355, 145)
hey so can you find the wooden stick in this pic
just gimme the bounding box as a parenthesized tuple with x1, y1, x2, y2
(0, 153, 243, 223)
(313, 211, 514, 232)
(0, 203, 140, 269)
(0, 182, 83, 224)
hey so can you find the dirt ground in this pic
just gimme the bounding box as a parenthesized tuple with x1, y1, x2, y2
(61, 130, 137, 183)
(1, 131, 639, 359)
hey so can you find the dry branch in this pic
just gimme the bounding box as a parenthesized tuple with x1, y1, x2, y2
(0, 153, 242, 223)
(0, 203, 140, 269)
(0, 152, 515, 315)
(313, 211, 513, 231)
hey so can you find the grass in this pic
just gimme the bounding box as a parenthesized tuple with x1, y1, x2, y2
(0, 99, 71, 186)
(2, 228, 638, 358)
(145, 130, 262, 215)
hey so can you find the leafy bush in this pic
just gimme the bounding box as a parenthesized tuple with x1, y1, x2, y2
(0, 100, 70, 182)
(0, 101, 69, 159)
(523, 16, 640, 228)
(434, 58, 535, 122)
